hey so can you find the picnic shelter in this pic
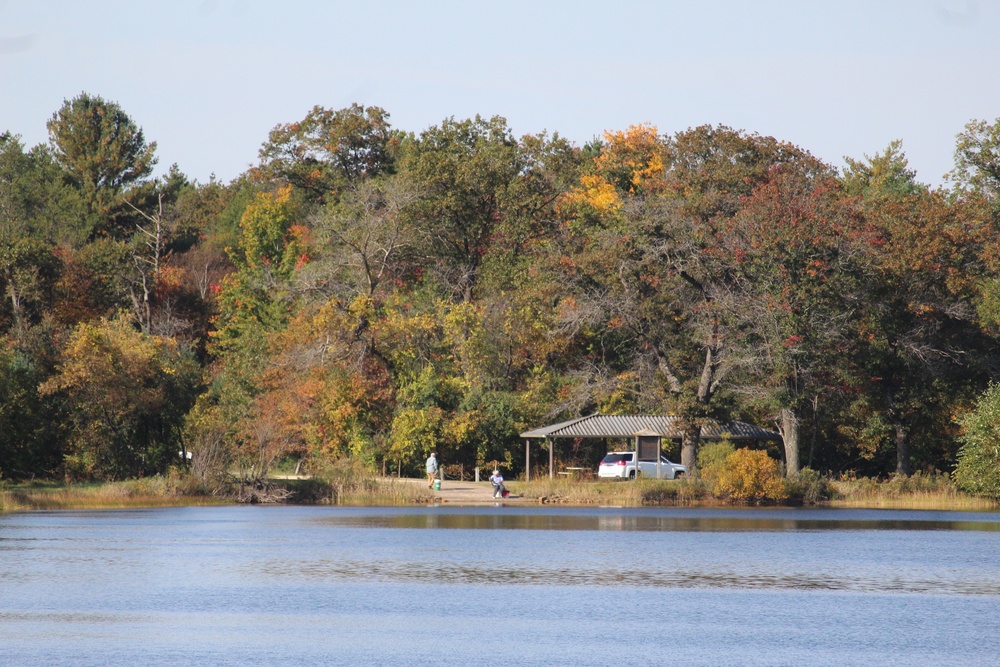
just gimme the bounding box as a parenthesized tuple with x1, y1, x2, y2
(519, 413, 782, 480)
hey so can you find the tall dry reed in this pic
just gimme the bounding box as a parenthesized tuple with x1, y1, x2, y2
(2, 477, 222, 511)
(514, 477, 707, 506)
(829, 472, 998, 511)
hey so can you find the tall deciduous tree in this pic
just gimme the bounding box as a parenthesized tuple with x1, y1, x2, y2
(949, 118, 1000, 205)
(307, 177, 418, 301)
(558, 125, 823, 474)
(0, 238, 61, 338)
(210, 185, 301, 364)
(845, 164, 992, 475)
(256, 103, 398, 204)
(400, 115, 527, 302)
(719, 167, 868, 477)
(661, 124, 827, 221)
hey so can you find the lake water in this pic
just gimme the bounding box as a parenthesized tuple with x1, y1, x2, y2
(1, 505, 999, 667)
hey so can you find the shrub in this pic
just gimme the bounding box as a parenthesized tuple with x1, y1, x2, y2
(954, 384, 1000, 499)
(640, 478, 708, 505)
(786, 467, 830, 505)
(697, 439, 735, 485)
(713, 448, 788, 504)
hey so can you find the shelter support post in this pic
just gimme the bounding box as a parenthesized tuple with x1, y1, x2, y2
(657, 437, 662, 479)
(525, 439, 530, 482)
(548, 437, 554, 480)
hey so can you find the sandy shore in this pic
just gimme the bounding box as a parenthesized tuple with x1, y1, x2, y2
(392, 477, 532, 505)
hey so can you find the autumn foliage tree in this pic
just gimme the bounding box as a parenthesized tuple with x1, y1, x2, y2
(556, 125, 826, 474)
(40, 318, 200, 480)
(718, 166, 868, 476)
(840, 145, 994, 475)
(256, 104, 398, 204)
(5, 94, 1000, 488)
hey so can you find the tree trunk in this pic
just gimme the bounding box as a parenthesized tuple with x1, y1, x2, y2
(7, 280, 23, 339)
(779, 407, 800, 478)
(679, 337, 721, 478)
(681, 424, 699, 477)
(808, 395, 819, 469)
(894, 422, 911, 476)
(885, 381, 911, 476)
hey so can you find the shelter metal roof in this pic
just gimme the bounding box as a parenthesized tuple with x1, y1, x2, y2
(519, 414, 781, 441)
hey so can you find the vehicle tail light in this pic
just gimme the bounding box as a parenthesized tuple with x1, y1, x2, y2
(616, 460, 626, 466)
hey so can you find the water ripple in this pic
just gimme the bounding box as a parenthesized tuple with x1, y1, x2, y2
(263, 558, 1000, 596)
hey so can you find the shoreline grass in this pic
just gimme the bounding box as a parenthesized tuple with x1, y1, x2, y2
(1, 478, 225, 512)
(825, 494, 996, 511)
(280, 475, 433, 506)
(335, 478, 434, 505)
(510, 477, 712, 507)
(510, 473, 998, 511)
(3, 473, 997, 513)
(827, 476, 998, 511)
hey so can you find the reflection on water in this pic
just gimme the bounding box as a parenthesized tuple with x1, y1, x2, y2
(1, 505, 998, 667)
(319, 507, 1000, 533)
(266, 506, 1000, 597)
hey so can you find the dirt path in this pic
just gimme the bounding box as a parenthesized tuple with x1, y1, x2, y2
(392, 477, 533, 505)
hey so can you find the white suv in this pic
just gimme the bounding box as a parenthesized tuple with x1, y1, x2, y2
(597, 452, 686, 480)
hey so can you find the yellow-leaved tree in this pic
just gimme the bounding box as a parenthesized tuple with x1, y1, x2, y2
(559, 123, 666, 219)
(237, 184, 303, 274)
(40, 317, 200, 480)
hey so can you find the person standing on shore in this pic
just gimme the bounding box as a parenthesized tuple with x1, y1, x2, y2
(426, 452, 439, 489)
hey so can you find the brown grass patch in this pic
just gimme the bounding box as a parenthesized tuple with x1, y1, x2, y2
(513, 477, 706, 506)
(1, 477, 223, 511)
(828, 473, 998, 511)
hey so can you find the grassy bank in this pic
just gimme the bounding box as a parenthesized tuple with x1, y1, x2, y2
(278, 475, 432, 505)
(0, 477, 225, 512)
(0, 474, 433, 512)
(510, 477, 709, 507)
(827, 473, 998, 511)
(509, 472, 997, 511)
(3, 471, 996, 512)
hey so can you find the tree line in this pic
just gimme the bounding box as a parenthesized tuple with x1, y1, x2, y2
(2, 92, 1000, 495)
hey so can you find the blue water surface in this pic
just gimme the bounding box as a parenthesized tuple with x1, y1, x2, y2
(1, 505, 998, 666)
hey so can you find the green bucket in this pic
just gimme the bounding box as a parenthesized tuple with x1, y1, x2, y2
(433, 479, 441, 491)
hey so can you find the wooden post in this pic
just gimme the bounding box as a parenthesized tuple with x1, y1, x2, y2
(525, 439, 530, 482)
(657, 436, 662, 479)
(548, 437, 554, 479)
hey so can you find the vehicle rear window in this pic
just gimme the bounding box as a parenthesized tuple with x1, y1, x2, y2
(601, 453, 632, 464)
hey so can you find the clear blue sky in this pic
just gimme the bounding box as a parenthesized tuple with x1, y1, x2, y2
(2, 0, 998, 186)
